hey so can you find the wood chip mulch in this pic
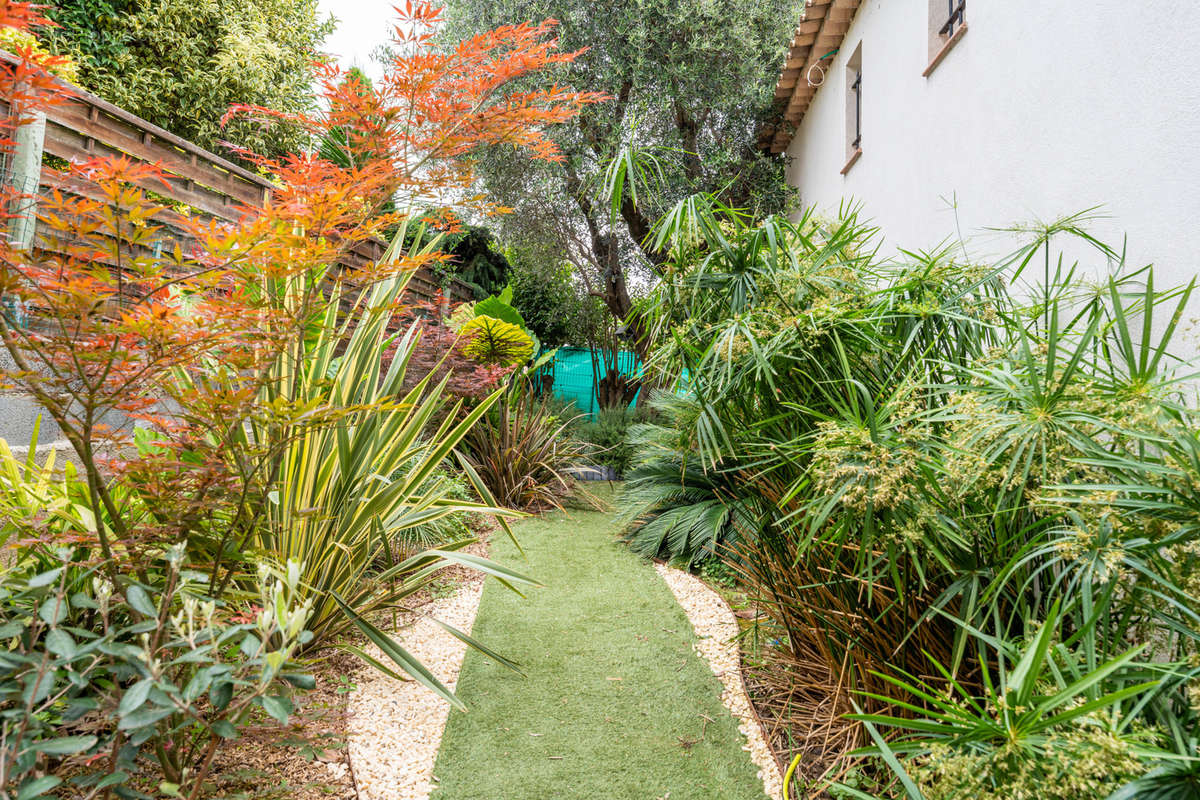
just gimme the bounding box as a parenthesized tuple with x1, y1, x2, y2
(206, 650, 359, 800)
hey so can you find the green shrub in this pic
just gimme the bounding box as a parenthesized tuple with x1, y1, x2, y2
(0, 547, 313, 799)
(698, 557, 737, 588)
(44, 0, 333, 159)
(506, 249, 589, 348)
(575, 408, 635, 476)
(0, 426, 94, 549)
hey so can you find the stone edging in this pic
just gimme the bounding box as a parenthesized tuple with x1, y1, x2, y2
(346, 574, 487, 800)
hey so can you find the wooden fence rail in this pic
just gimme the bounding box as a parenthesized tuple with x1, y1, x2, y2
(0, 50, 466, 305)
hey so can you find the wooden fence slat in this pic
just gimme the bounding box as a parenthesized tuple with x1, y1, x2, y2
(0, 49, 471, 305)
(46, 98, 266, 205)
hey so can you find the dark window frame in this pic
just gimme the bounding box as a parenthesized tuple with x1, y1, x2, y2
(939, 0, 966, 37)
(850, 70, 862, 151)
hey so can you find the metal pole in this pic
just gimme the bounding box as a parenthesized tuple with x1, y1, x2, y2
(8, 107, 45, 250)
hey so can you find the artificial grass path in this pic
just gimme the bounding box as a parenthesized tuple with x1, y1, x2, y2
(430, 491, 768, 799)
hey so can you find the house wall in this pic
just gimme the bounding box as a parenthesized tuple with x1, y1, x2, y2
(785, 0, 1200, 308)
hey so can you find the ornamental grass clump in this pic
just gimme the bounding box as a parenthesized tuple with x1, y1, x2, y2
(463, 385, 600, 512)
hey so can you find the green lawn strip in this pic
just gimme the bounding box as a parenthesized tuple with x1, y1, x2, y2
(431, 492, 768, 799)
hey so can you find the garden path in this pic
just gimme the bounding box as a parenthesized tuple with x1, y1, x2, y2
(428, 492, 773, 799)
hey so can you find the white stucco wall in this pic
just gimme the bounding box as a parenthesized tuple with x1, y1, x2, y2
(786, 0, 1200, 303)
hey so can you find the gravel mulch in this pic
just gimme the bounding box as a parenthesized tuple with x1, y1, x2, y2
(655, 563, 785, 800)
(347, 541, 489, 800)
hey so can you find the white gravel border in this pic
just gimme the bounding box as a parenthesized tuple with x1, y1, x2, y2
(347, 574, 487, 800)
(655, 563, 784, 800)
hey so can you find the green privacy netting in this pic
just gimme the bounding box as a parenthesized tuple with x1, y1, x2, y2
(537, 346, 641, 417)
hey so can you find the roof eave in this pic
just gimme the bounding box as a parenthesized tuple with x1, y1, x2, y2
(760, 0, 863, 154)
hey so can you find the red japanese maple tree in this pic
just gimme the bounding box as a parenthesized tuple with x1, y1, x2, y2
(0, 0, 602, 567)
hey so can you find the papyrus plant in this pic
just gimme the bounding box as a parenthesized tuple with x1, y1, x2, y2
(622, 198, 1200, 794)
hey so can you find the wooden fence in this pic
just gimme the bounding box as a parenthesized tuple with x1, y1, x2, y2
(0, 50, 466, 305)
(0, 53, 476, 449)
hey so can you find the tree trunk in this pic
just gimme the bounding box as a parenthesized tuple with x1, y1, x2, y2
(596, 366, 640, 410)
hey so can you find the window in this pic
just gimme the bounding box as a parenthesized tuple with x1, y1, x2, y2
(850, 71, 862, 151)
(925, 0, 967, 76)
(842, 43, 862, 173)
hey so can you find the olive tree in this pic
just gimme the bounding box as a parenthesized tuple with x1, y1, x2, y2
(439, 0, 801, 347)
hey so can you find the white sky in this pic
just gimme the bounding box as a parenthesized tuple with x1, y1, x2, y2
(316, 0, 399, 82)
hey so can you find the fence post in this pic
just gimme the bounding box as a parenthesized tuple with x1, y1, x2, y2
(8, 107, 45, 250)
